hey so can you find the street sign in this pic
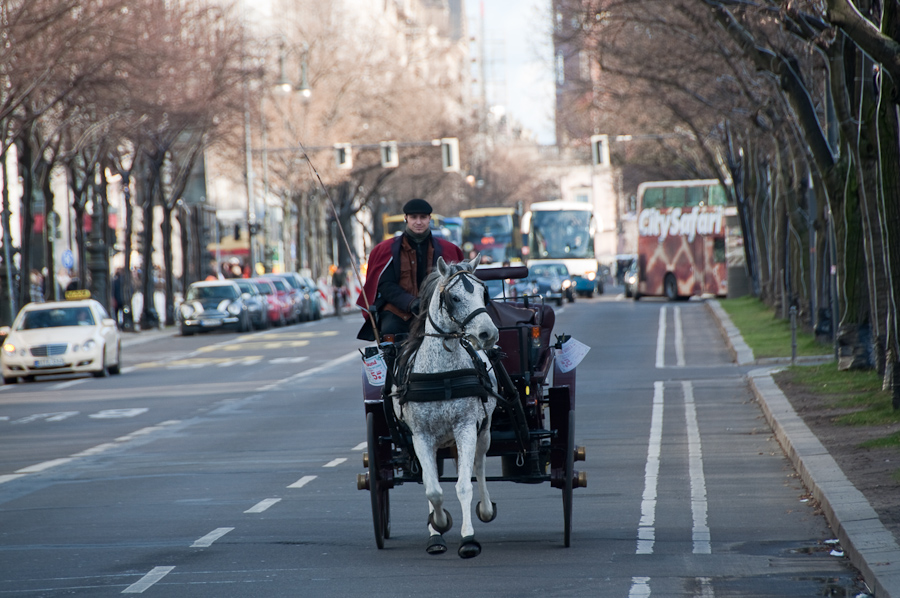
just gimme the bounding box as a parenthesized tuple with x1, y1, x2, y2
(61, 249, 74, 269)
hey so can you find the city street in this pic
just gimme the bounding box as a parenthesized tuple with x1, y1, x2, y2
(0, 294, 867, 596)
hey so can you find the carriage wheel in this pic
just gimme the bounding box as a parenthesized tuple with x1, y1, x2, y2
(367, 412, 391, 548)
(563, 409, 575, 547)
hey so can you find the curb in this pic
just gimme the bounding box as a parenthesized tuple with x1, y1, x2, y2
(708, 299, 900, 597)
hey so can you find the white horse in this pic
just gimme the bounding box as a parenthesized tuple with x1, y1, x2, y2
(392, 255, 500, 558)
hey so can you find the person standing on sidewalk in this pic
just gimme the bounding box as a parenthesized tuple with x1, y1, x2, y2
(332, 266, 346, 318)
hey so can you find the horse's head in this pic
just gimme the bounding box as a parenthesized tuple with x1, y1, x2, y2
(426, 254, 499, 350)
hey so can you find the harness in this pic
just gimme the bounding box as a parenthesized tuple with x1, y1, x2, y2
(395, 268, 497, 407)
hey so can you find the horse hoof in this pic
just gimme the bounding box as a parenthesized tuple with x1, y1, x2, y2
(428, 509, 453, 534)
(476, 501, 497, 523)
(426, 534, 447, 555)
(458, 535, 481, 558)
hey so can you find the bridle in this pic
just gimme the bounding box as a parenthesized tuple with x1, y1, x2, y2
(425, 268, 490, 342)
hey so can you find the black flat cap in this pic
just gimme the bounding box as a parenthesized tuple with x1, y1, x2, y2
(403, 198, 432, 215)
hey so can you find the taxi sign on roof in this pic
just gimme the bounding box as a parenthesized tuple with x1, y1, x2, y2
(65, 289, 91, 300)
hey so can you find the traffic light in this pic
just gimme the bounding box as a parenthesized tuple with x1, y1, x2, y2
(590, 134, 609, 167)
(334, 143, 353, 170)
(440, 137, 459, 173)
(380, 141, 399, 168)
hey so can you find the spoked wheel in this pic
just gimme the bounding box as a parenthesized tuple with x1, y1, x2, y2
(563, 409, 575, 547)
(367, 412, 391, 548)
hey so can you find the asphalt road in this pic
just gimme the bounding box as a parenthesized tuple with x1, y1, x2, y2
(0, 292, 869, 597)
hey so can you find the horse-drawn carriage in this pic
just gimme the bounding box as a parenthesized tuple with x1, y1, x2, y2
(357, 259, 587, 557)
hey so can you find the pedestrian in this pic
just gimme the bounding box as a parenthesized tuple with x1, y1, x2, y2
(112, 268, 125, 329)
(29, 270, 44, 304)
(332, 266, 346, 318)
(356, 198, 463, 341)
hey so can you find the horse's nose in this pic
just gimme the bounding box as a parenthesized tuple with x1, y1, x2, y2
(478, 329, 497, 346)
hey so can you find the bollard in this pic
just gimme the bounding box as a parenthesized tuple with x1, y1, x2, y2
(790, 305, 797, 365)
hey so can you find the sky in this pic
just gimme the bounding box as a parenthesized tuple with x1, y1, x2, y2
(467, 0, 555, 145)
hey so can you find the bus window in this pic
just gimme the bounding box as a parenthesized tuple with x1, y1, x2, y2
(643, 187, 665, 209)
(709, 185, 728, 206)
(714, 237, 726, 263)
(665, 187, 686, 208)
(686, 186, 706, 207)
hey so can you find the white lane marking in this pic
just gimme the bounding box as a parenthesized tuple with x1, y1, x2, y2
(16, 458, 74, 474)
(696, 577, 715, 597)
(279, 351, 361, 388)
(245, 498, 282, 513)
(655, 307, 667, 368)
(629, 576, 651, 597)
(89, 408, 149, 419)
(637, 381, 664, 554)
(50, 379, 86, 390)
(191, 527, 234, 548)
(683, 381, 711, 554)
(12, 412, 80, 424)
(674, 306, 685, 367)
(0, 416, 8, 420)
(122, 566, 175, 594)
(287, 475, 317, 488)
(270, 356, 309, 364)
(352, 442, 366, 451)
(2, 420, 181, 483)
(324, 458, 347, 468)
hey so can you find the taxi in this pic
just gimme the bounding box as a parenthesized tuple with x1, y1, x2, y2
(1, 292, 122, 384)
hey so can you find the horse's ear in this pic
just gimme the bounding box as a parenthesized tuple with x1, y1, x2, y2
(437, 256, 449, 276)
(467, 253, 481, 271)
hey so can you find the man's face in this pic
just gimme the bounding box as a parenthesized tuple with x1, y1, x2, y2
(406, 213, 431, 235)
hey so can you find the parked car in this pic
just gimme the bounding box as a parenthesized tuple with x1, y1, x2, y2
(179, 280, 252, 335)
(1, 298, 121, 383)
(624, 261, 639, 299)
(530, 263, 575, 303)
(260, 274, 304, 323)
(252, 278, 290, 327)
(297, 274, 324, 320)
(233, 278, 269, 330)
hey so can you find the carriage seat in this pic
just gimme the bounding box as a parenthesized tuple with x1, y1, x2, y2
(486, 299, 555, 376)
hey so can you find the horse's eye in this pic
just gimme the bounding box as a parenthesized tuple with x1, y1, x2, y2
(452, 295, 461, 303)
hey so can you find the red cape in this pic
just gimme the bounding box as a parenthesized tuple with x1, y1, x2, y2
(356, 234, 463, 317)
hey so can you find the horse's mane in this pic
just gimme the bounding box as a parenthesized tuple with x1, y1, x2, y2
(396, 261, 470, 374)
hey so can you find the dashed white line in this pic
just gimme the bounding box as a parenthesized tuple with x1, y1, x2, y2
(637, 381, 664, 555)
(50, 379, 86, 390)
(122, 566, 175, 594)
(674, 306, 685, 367)
(245, 498, 282, 513)
(352, 442, 367, 451)
(629, 576, 651, 597)
(683, 381, 711, 554)
(0, 474, 26, 484)
(655, 307, 667, 368)
(287, 475, 317, 488)
(191, 527, 234, 548)
(324, 458, 347, 468)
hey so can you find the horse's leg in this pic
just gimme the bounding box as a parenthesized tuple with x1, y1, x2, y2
(453, 423, 481, 558)
(474, 424, 496, 523)
(410, 434, 451, 555)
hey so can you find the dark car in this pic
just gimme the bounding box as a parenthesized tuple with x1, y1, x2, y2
(624, 261, 639, 299)
(530, 263, 575, 303)
(297, 274, 323, 320)
(233, 278, 270, 329)
(179, 281, 252, 335)
(517, 264, 567, 306)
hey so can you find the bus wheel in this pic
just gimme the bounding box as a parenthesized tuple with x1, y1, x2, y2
(664, 274, 679, 301)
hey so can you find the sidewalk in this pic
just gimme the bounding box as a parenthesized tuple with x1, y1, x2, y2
(707, 299, 900, 597)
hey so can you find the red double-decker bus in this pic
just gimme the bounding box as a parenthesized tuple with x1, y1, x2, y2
(632, 179, 736, 300)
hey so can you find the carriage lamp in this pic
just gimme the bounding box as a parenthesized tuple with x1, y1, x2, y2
(531, 326, 541, 347)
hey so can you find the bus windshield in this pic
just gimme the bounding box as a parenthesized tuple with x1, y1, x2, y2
(460, 210, 520, 264)
(529, 210, 594, 259)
